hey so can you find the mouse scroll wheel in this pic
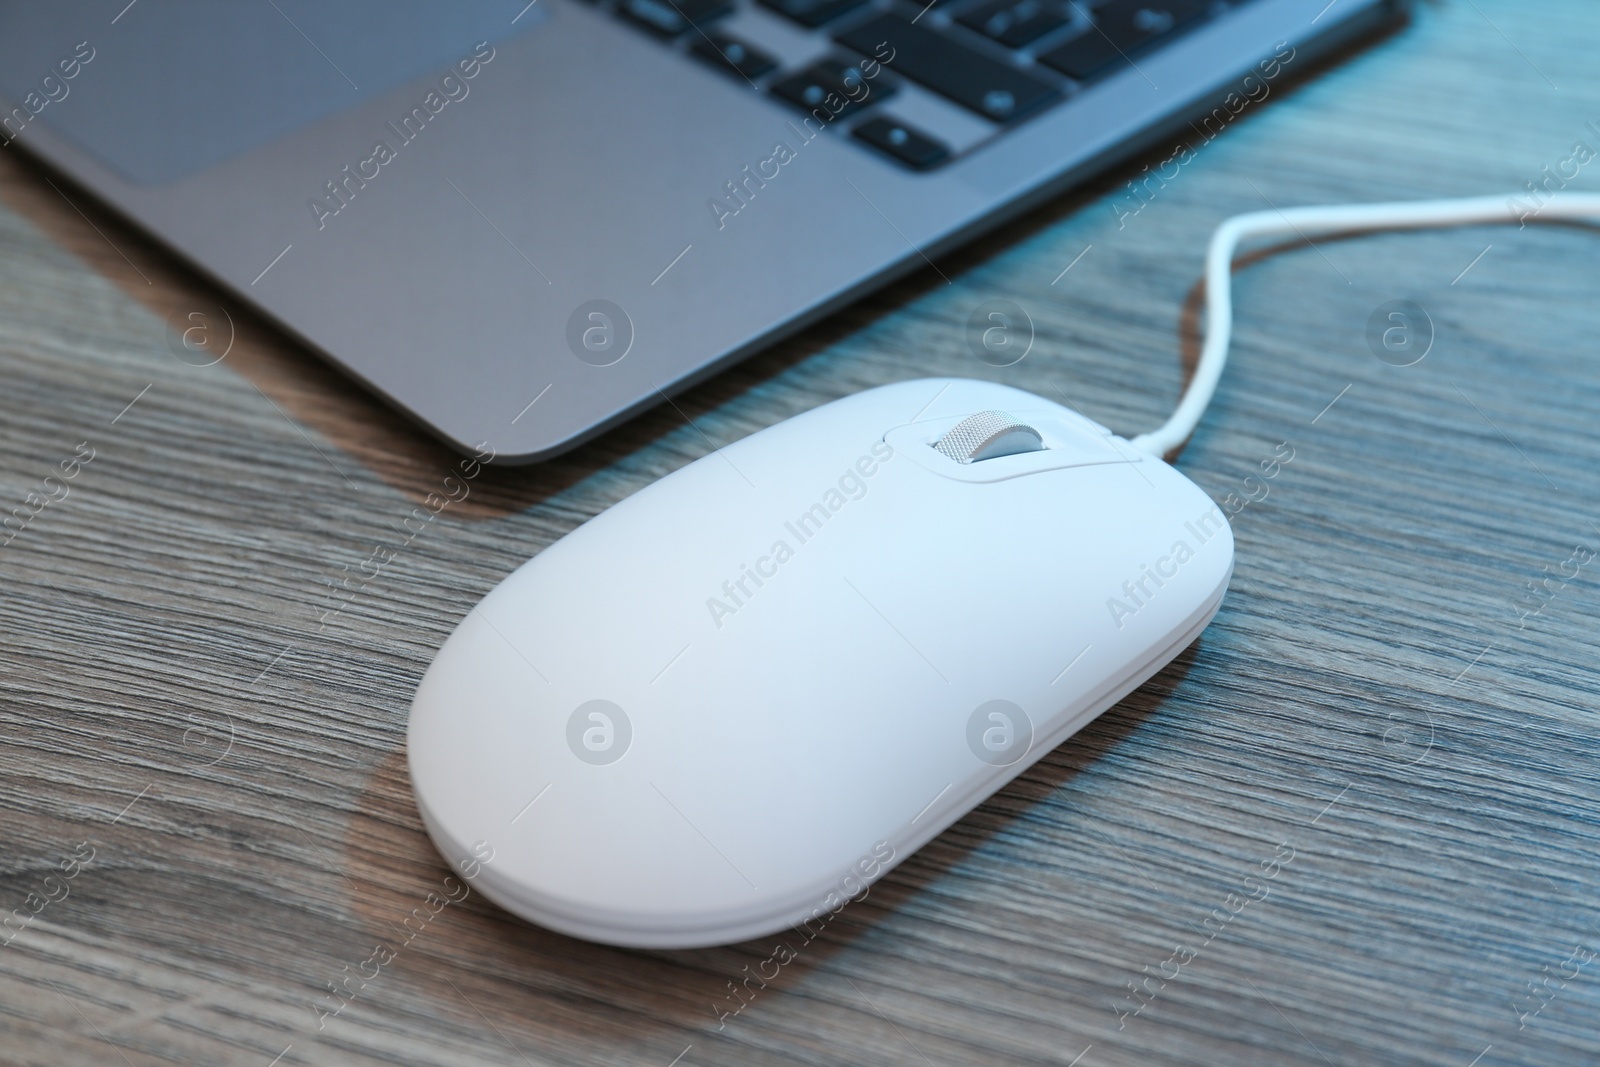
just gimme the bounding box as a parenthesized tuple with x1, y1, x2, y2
(932, 411, 1046, 464)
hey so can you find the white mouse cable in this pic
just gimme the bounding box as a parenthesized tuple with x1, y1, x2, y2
(1127, 192, 1600, 458)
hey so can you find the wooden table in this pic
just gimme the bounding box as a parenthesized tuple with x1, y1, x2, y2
(3, 2, 1598, 1064)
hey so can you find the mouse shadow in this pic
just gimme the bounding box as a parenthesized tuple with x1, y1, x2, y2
(337, 641, 1203, 1057)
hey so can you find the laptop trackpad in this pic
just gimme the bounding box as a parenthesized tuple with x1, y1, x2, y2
(0, 0, 540, 185)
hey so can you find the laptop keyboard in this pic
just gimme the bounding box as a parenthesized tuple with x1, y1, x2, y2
(591, 0, 1245, 168)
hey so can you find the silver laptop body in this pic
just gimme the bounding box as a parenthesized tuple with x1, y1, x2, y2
(0, 0, 1402, 461)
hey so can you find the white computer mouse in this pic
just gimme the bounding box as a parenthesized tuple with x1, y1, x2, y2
(408, 378, 1232, 948)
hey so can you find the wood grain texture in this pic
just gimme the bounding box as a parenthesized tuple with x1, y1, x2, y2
(3, 2, 1600, 1064)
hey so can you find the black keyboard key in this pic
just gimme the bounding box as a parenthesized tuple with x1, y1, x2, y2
(769, 58, 896, 121)
(1038, 0, 1207, 81)
(836, 15, 1062, 123)
(957, 0, 1068, 49)
(690, 33, 779, 79)
(852, 117, 950, 169)
(617, 0, 730, 37)
(758, 0, 867, 28)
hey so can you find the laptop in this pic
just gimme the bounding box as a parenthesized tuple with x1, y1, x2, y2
(0, 0, 1403, 462)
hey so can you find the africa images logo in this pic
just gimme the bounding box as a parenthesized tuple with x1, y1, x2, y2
(704, 442, 893, 629)
(566, 700, 632, 765)
(1105, 504, 1227, 629)
(306, 41, 496, 231)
